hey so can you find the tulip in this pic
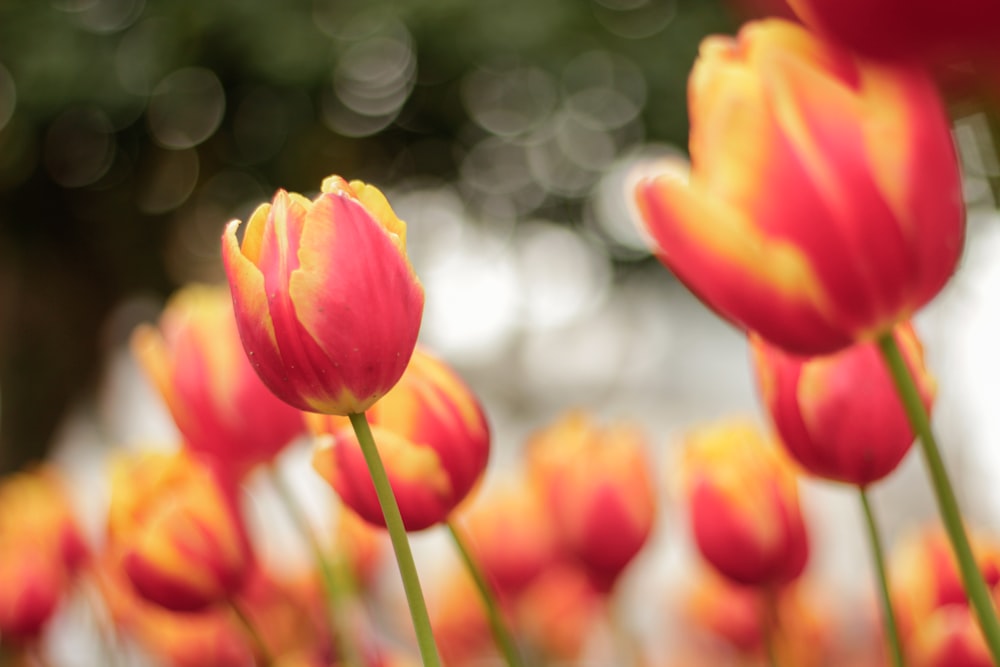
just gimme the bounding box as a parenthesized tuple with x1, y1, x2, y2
(133, 284, 306, 482)
(107, 450, 251, 612)
(310, 347, 490, 532)
(752, 322, 934, 486)
(222, 175, 424, 416)
(515, 563, 603, 664)
(634, 19, 964, 357)
(526, 411, 656, 593)
(681, 420, 809, 587)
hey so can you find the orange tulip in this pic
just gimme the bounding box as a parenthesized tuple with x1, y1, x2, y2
(222, 176, 424, 416)
(310, 347, 490, 531)
(635, 19, 963, 356)
(527, 411, 657, 593)
(133, 284, 306, 482)
(107, 450, 251, 612)
(514, 563, 603, 664)
(681, 420, 809, 587)
(0, 467, 86, 643)
(752, 322, 934, 486)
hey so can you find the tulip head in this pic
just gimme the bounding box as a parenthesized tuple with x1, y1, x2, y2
(681, 420, 809, 587)
(752, 322, 933, 486)
(133, 284, 306, 481)
(222, 176, 424, 416)
(635, 19, 963, 356)
(311, 347, 490, 531)
(107, 450, 251, 612)
(527, 411, 657, 593)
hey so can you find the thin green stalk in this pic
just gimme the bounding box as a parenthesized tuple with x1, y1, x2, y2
(270, 466, 365, 667)
(230, 599, 274, 667)
(445, 519, 526, 667)
(858, 487, 906, 667)
(761, 588, 780, 667)
(878, 332, 1000, 662)
(349, 412, 441, 667)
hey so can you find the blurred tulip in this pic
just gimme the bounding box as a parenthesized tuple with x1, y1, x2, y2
(752, 322, 934, 486)
(681, 420, 809, 587)
(891, 526, 1000, 667)
(0, 467, 86, 643)
(515, 563, 603, 664)
(310, 347, 490, 532)
(332, 503, 386, 591)
(430, 569, 496, 667)
(788, 0, 1000, 87)
(221, 175, 424, 416)
(107, 450, 251, 612)
(459, 475, 560, 600)
(527, 412, 657, 593)
(635, 19, 963, 356)
(132, 284, 306, 482)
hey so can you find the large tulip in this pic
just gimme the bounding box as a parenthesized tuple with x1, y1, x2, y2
(635, 20, 963, 356)
(222, 176, 424, 416)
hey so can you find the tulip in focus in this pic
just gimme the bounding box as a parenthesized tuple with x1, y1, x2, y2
(222, 175, 424, 416)
(310, 347, 490, 531)
(681, 420, 809, 587)
(752, 322, 934, 486)
(132, 284, 306, 482)
(107, 450, 251, 612)
(891, 526, 1000, 667)
(527, 411, 657, 593)
(0, 467, 87, 643)
(635, 20, 964, 356)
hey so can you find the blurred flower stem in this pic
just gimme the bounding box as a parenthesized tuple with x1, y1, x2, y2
(230, 599, 273, 666)
(762, 587, 780, 667)
(878, 332, 1000, 662)
(858, 487, 905, 667)
(446, 519, 526, 667)
(349, 412, 442, 667)
(269, 465, 365, 667)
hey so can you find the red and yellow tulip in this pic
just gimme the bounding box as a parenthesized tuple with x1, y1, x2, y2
(310, 347, 490, 532)
(222, 176, 424, 416)
(527, 411, 657, 593)
(635, 20, 963, 356)
(107, 450, 251, 612)
(680, 420, 809, 587)
(752, 322, 934, 486)
(132, 284, 306, 482)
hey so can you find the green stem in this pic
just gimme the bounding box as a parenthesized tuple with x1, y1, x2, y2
(230, 599, 274, 667)
(858, 487, 906, 667)
(270, 466, 365, 667)
(349, 412, 442, 667)
(761, 588, 780, 667)
(445, 519, 526, 667)
(878, 332, 1000, 662)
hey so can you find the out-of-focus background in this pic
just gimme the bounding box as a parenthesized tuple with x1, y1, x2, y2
(6, 0, 1000, 662)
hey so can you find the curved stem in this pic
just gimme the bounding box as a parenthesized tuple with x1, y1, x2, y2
(230, 599, 274, 667)
(349, 412, 442, 667)
(878, 332, 1000, 662)
(445, 519, 526, 667)
(270, 466, 365, 667)
(858, 487, 906, 667)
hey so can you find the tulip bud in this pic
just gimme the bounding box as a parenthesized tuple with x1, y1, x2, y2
(310, 347, 490, 531)
(527, 411, 657, 593)
(132, 284, 306, 482)
(680, 420, 809, 587)
(635, 19, 963, 356)
(752, 322, 934, 486)
(107, 450, 251, 612)
(222, 176, 424, 416)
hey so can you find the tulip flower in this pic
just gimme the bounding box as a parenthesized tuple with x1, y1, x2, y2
(222, 175, 424, 416)
(310, 346, 490, 532)
(527, 411, 656, 593)
(681, 420, 809, 587)
(891, 527, 1000, 667)
(107, 450, 251, 612)
(752, 322, 934, 486)
(0, 467, 87, 643)
(515, 563, 603, 664)
(133, 284, 306, 482)
(634, 19, 964, 357)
